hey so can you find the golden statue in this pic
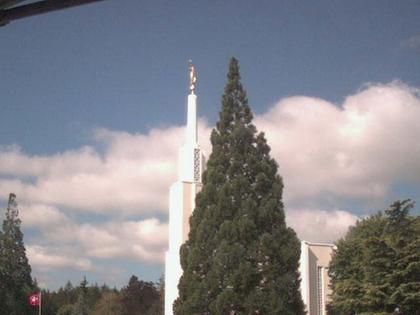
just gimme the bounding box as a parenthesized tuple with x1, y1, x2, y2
(189, 60, 197, 94)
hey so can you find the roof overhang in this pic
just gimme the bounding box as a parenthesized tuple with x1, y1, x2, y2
(0, 0, 107, 26)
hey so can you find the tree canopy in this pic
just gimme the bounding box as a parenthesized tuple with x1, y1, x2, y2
(40, 276, 162, 315)
(329, 200, 420, 315)
(174, 57, 305, 315)
(0, 193, 35, 315)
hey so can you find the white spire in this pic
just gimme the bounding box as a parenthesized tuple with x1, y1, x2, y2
(165, 62, 205, 315)
(189, 60, 197, 94)
(177, 62, 201, 182)
(186, 61, 197, 144)
(186, 94, 197, 145)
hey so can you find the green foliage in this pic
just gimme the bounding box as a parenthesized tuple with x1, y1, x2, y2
(174, 58, 305, 315)
(39, 276, 162, 315)
(71, 293, 90, 315)
(41, 290, 60, 315)
(120, 275, 160, 315)
(71, 278, 91, 315)
(147, 276, 164, 315)
(0, 193, 35, 315)
(329, 200, 420, 315)
(91, 291, 123, 315)
(57, 304, 74, 315)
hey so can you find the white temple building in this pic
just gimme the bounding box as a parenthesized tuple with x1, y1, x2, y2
(164, 64, 205, 315)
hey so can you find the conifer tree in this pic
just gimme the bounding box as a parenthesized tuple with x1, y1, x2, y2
(71, 293, 89, 315)
(0, 193, 34, 315)
(174, 58, 305, 315)
(71, 277, 90, 315)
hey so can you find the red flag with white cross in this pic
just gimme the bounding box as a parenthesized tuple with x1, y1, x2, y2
(29, 292, 40, 306)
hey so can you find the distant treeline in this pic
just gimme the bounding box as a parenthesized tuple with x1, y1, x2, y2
(41, 275, 163, 315)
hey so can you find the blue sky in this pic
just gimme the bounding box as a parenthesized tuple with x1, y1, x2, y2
(1, 0, 419, 289)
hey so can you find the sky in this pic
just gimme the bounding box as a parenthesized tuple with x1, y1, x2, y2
(1, 0, 420, 290)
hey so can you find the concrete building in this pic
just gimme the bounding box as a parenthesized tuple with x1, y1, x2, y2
(300, 241, 336, 315)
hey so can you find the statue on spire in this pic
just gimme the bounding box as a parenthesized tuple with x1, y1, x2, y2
(189, 60, 197, 94)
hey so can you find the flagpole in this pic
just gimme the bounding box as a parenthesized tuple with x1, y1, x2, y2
(39, 291, 41, 315)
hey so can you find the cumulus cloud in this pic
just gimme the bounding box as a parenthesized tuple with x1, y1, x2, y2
(24, 207, 168, 264)
(75, 219, 168, 263)
(4, 82, 418, 215)
(0, 121, 211, 214)
(286, 208, 359, 243)
(21, 203, 168, 287)
(255, 81, 420, 207)
(27, 245, 93, 272)
(20, 204, 70, 228)
(1, 81, 420, 284)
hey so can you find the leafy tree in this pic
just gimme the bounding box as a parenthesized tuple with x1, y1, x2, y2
(0, 193, 35, 315)
(329, 213, 387, 314)
(58, 304, 74, 315)
(91, 291, 123, 315)
(329, 200, 420, 315)
(121, 275, 160, 315)
(386, 200, 420, 314)
(174, 58, 304, 315)
(147, 276, 164, 315)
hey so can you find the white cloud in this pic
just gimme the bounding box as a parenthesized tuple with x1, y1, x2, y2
(255, 81, 420, 206)
(23, 205, 169, 266)
(1, 80, 420, 284)
(5, 82, 417, 215)
(0, 122, 211, 214)
(76, 219, 168, 263)
(286, 208, 359, 243)
(23, 206, 168, 286)
(27, 245, 93, 272)
(0, 145, 102, 178)
(20, 204, 70, 228)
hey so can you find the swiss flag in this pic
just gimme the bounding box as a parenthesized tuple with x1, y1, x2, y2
(29, 293, 40, 306)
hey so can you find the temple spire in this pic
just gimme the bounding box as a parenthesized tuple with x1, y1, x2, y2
(165, 62, 205, 315)
(186, 61, 198, 145)
(189, 60, 197, 95)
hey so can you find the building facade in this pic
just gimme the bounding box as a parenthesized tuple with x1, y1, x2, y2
(300, 241, 335, 315)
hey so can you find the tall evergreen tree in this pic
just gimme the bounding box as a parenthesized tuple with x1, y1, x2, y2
(0, 193, 34, 315)
(71, 277, 90, 315)
(174, 58, 304, 315)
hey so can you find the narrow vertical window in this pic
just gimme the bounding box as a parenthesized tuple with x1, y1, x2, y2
(317, 266, 324, 315)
